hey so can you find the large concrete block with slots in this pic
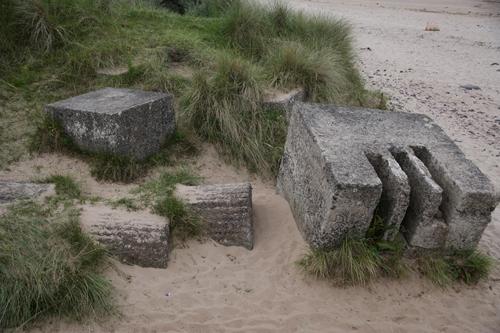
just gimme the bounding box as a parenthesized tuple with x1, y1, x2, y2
(277, 103, 498, 251)
(45, 88, 175, 160)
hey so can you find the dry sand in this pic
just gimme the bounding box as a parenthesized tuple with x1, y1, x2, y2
(2, 0, 500, 332)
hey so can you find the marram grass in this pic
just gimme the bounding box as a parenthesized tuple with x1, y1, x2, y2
(0, 201, 114, 329)
(298, 237, 494, 287)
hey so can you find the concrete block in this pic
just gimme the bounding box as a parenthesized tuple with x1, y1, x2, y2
(45, 88, 175, 160)
(278, 103, 497, 250)
(175, 183, 253, 250)
(0, 181, 55, 205)
(80, 204, 169, 268)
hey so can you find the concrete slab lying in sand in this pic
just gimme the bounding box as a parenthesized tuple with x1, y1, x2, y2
(0, 181, 55, 205)
(175, 183, 254, 250)
(81, 204, 170, 268)
(278, 103, 497, 250)
(45, 87, 175, 160)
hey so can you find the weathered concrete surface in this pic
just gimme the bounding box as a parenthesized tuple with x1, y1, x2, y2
(278, 103, 497, 250)
(175, 183, 253, 250)
(366, 153, 410, 240)
(45, 88, 175, 160)
(392, 148, 447, 249)
(0, 181, 55, 204)
(80, 204, 169, 268)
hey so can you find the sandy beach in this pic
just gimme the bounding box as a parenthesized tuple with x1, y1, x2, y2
(2, 0, 499, 332)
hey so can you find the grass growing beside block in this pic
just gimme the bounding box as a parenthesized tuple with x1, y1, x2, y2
(137, 168, 203, 241)
(298, 237, 494, 287)
(0, 201, 114, 329)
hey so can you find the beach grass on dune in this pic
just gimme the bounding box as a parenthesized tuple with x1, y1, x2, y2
(0, 201, 114, 329)
(1, 0, 385, 177)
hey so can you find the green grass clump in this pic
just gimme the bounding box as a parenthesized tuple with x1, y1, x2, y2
(137, 168, 203, 240)
(297, 236, 407, 286)
(108, 197, 141, 211)
(418, 250, 493, 287)
(298, 238, 380, 285)
(298, 230, 493, 287)
(42, 174, 82, 199)
(0, 201, 113, 329)
(182, 56, 287, 174)
(154, 195, 202, 241)
(267, 42, 345, 102)
(90, 154, 145, 183)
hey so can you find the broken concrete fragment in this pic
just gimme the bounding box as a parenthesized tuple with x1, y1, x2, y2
(278, 103, 497, 250)
(175, 183, 253, 250)
(96, 67, 129, 76)
(263, 88, 305, 116)
(0, 181, 55, 204)
(45, 87, 175, 160)
(366, 153, 410, 240)
(80, 204, 169, 268)
(392, 148, 447, 249)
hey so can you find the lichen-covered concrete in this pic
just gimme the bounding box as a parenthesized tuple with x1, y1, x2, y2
(45, 87, 175, 160)
(278, 103, 497, 250)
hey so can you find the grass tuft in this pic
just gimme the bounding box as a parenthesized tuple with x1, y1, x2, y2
(267, 42, 345, 102)
(418, 250, 494, 287)
(154, 195, 202, 241)
(137, 168, 203, 241)
(108, 197, 141, 211)
(297, 238, 381, 286)
(182, 56, 287, 174)
(41, 174, 82, 199)
(90, 154, 145, 183)
(0, 201, 113, 329)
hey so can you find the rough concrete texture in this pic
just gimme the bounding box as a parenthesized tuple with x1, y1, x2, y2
(278, 103, 497, 250)
(366, 153, 410, 240)
(45, 88, 175, 160)
(80, 204, 169, 268)
(0, 181, 55, 204)
(175, 183, 253, 250)
(392, 148, 447, 249)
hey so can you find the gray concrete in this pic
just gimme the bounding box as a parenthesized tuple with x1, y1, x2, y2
(175, 183, 253, 250)
(366, 153, 410, 240)
(0, 181, 55, 204)
(80, 204, 170, 268)
(278, 103, 497, 250)
(45, 88, 175, 160)
(392, 148, 447, 249)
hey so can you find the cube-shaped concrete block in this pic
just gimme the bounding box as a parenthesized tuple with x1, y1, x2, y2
(45, 88, 175, 160)
(278, 103, 497, 251)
